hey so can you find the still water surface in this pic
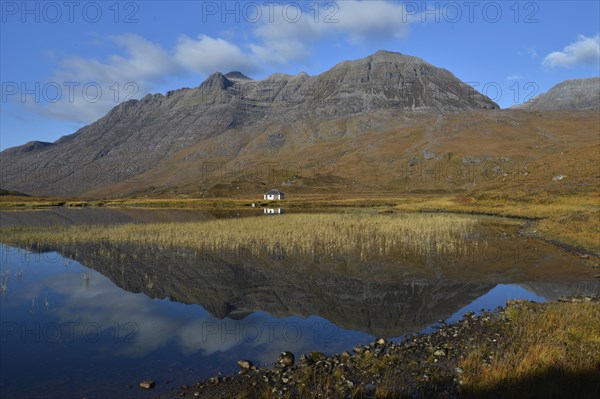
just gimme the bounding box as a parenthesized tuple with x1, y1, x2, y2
(0, 208, 598, 398)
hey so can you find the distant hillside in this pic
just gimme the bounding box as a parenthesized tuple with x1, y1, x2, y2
(0, 50, 498, 197)
(513, 77, 600, 111)
(85, 109, 598, 199)
(0, 188, 29, 196)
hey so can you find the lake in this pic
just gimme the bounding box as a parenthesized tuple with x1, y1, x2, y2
(0, 208, 598, 398)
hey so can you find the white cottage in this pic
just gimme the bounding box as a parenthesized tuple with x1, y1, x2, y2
(264, 189, 285, 200)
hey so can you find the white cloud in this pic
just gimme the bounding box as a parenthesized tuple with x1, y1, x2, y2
(334, 0, 412, 44)
(174, 34, 257, 75)
(249, 0, 413, 64)
(542, 34, 600, 68)
(36, 34, 259, 123)
(41, 34, 177, 123)
(507, 74, 523, 81)
(248, 4, 323, 64)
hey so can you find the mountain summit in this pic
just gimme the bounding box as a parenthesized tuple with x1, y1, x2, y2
(224, 71, 253, 81)
(1, 51, 499, 196)
(512, 77, 600, 111)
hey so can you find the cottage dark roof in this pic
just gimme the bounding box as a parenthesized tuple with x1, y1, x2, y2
(265, 189, 284, 195)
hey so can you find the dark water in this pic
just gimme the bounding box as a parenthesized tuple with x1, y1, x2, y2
(0, 207, 262, 227)
(0, 209, 598, 398)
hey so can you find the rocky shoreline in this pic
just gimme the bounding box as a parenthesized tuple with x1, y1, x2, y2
(148, 297, 599, 399)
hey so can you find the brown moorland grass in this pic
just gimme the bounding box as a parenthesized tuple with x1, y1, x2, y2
(0, 213, 477, 258)
(1, 192, 597, 253)
(392, 193, 599, 254)
(459, 301, 600, 398)
(536, 210, 600, 254)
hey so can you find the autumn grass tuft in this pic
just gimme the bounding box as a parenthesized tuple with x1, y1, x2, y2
(0, 213, 477, 258)
(394, 193, 600, 254)
(536, 209, 600, 254)
(459, 301, 600, 398)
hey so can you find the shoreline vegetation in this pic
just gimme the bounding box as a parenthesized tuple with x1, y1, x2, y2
(168, 299, 600, 399)
(0, 213, 478, 260)
(1, 192, 598, 256)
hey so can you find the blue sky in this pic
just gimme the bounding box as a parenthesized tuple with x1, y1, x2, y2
(1, 1, 599, 150)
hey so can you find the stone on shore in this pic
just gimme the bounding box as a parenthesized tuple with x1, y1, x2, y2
(237, 360, 254, 370)
(278, 352, 295, 367)
(139, 380, 155, 389)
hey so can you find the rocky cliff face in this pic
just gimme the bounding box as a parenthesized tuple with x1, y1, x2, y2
(513, 77, 600, 111)
(0, 51, 498, 196)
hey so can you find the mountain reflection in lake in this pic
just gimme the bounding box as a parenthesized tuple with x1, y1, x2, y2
(0, 209, 598, 398)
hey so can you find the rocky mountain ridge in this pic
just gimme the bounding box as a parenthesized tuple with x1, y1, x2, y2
(1, 50, 498, 196)
(512, 77, 600, 111)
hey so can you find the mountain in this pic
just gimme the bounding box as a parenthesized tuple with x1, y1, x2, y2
(2, 54, 598, 199)
(0, 51, 499, 197)
(83, 108, 599, 199)
(512, 77, 600, 110)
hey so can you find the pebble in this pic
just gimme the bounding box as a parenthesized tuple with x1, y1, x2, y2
(237, 360, 254, 370)
(139, 380, 155, 389)
(434, 349, 447, 357)
(279, 352, 295, 367)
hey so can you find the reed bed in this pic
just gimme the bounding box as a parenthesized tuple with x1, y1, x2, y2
(0, 213, 477, 258)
